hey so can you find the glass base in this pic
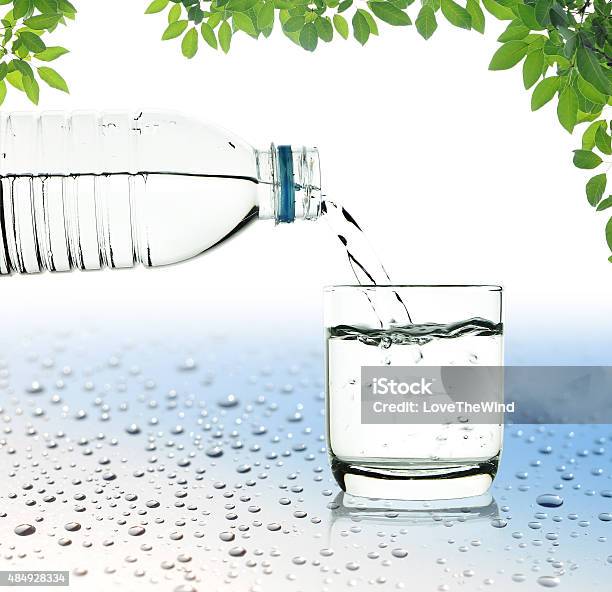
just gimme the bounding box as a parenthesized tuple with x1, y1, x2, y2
(330, 456, 499, 501)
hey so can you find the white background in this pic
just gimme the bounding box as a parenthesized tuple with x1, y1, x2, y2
(1, 2, 611, 344)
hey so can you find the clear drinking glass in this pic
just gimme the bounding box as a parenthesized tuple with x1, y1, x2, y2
(325, 285, 503, 500)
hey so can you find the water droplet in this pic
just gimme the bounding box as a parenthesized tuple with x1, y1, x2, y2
(14, 524, 36, 536)
(128, 526, 146, 536)
(537, 575, 560, 588)
(205, 446, 223, 458)
(218, 394, 239, 408)
(536, 494, 564, 508)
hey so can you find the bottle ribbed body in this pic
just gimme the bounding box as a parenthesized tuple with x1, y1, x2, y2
(0, 111, 321, 276)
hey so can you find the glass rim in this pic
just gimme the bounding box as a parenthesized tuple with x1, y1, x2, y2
(324, 284, 502, 291)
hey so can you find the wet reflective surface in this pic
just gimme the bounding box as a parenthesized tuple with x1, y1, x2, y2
(1, 327, 611, 591)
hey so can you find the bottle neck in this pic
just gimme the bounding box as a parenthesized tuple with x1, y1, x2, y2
(256, 145, 322, 223)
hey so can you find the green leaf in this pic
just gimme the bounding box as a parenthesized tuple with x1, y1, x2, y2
(586, 173, 607, 206)
(315, 16, 333, 42)
(200, 22, 217, 49)
(228, 0, 258, 10)
(415, 6, 437, 39)
(37, 66, 68, 92)
(359, 9, 379, 35)
(145, 0, 169, 13)
(0, 63, 6, 81)
(181, 27, 198, 58)
(233, 12, 257, 37)
(516, 4, 542, 30)
(441, 0, 471, 30)
(523, 49, 543, 89)
(557, 86, 578, 133)
(352, 9, 370, 45)
(34, 46, 69, 61)
(573, 149, 603, 169)
(489, 40, 528, 70)
(208, 12, 223, 28)
(577, 75, 607, 105)
(596, 195, 612, 212)
(23, 14, 60, 29)
(162, 20, 188, 40)
(218, 20, 232, 53)
(482, 0, 514, 20)
(606, 216, 612, 253)
(299, 22, 317, 50)
(530, 76, 559, 110)
(368, 1, 411, 26)
(58, 0, 76, 17)
(257, 1, 274, 30)
(19, 31, 46, 53)
(0, 80, 6, 106)
(466, 0, 484, 34)
(582, 121, 605, 150)
(595, 126, 612, 155)
(6, 71, 24, 91)
(333, 13, 349, 39)
(12, 59, 34, 80)
(22, 74, 39, 104)
(498, 20, 529, 42)
(576, 47, 612, 96)
(13, 0, 32, 20)
(168, 3, 181, 23)
(534, 0, 552, 26)
(283, 16, 304, 32)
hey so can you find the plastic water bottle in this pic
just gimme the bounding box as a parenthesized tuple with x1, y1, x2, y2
(0, 111, 322, 275)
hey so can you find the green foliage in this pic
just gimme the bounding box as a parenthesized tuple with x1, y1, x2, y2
(0, 0, 73, 105)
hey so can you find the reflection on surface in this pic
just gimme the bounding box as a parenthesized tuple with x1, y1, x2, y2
(329, 491, 499, 529)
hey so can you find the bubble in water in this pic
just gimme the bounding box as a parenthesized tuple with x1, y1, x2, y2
(536, 494, 564, 508)
(14, 524, 36, 536)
